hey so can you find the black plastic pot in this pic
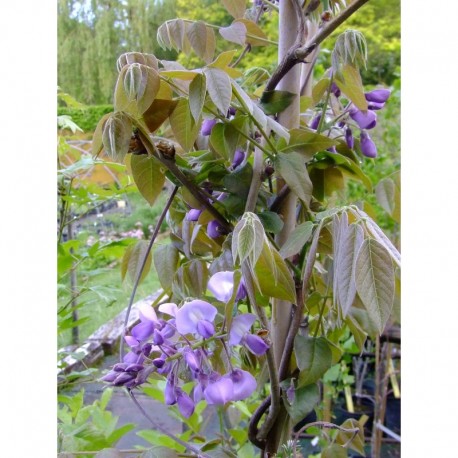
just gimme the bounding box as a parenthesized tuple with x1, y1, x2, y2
(333, 396, 375, 436)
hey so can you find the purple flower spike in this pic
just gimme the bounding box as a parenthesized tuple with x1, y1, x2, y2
(207, 220, 225, 239)
(208, 271, 235, 302)
(349, 108, 377, 130)
(204, 377, 234, 405)
(186, 208, 203, 221)
(360, 131, 377, 158)
(176, 389, 195, 418)
(227, 369, 257, 401)
(201, 118, 217, 136)
(365, 89, 391, 104)
(345, 127, 354, 149)
(176, 300, 217, 337)
(244, 333, 269, 356)
(229, 314, 257, 345)
(310, 114, 321, 130)
(232, 149, 245, 169)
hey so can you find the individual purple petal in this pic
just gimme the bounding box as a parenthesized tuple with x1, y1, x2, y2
(365, 88, 391, 103)
(367, 101, 385, 111)
(327, 146, 337, 153)
(153, 356, 166, 368)
(131, 321, 155, 341)
(125, 363, 144, 373)
(176, 389, 195, 418)
(113, 372, 136, 386)
(186, 208, 202, 221)
(159, 302, 179, 317)
(124, 335, 140, 348)
(138, 303, 159, 323)
(175, 300, 218, 336)
(244, 333, 269, 356)
(123, 351, 144, 364)
(208, 271, 235, 302)
(235, 280, 247, 301)
(349, 108, 377, 130)
(197, 320, 215, 338)
(101, 371, 118, 383)
(229, 314, 257, 346)
(113, 363, 129, 372)
(165, 380, 177, 405)
(360, 131, 377, 158)
(330, 82, 341, 97)
(310, 114, 321, 130)
(183, 348, 201, 372)
(345, 127, 354, 149)
(152, 329, 164, 345)
(232, 149, 245, 169)
(204, 377, 234, 405)
(161, 322, 176, 340)
(207, 220, 225, 239)
(201, 118, 217, 136)
(227, 369, 257, 401)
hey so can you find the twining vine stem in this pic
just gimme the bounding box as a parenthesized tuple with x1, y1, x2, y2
(119, 185, 179, 362)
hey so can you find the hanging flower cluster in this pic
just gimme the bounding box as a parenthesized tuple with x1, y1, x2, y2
(309, 85, 391, 158)
(102, 271, 268, 417)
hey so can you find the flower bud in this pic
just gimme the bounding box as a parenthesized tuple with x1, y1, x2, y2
(232, 149, 245, 169)
(349, 108, 377, 130)
(365, 89, 391, 103)
(201, 119, 217, 136)
(345, 127, 354, 149)
(360, 131, 377, 158)
(207, 220, 225, 239)
(310, 114, 321, 130)
(186, 208, 203, 222)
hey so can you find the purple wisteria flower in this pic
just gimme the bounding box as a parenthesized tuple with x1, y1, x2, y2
(349, 107, 377, 130)
(229, 313, 269, 356)
(360, 131, 377, 158)
(207, 220, 227, 239)
(232, 149, 245, 169)
(185, 208, 203, 221)
(345, 127, 354, 149)
(207, 271, 247, 303)
(365, 88, 391, 104)
(201, 118, 217, 136)
(310, 114, 321, 130)
(204, 369, 257, 405)
(175, 299, 217, 338)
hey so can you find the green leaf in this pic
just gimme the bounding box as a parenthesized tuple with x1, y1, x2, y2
(275, 152, 313, 205)
(295, 336, 333, 387)
(253, 241, 296, 302)
(143, 99, 177, 133)
(219, 22, 246, 46)
(235, 19, 269, 47)
(312, 77, 330, 106)
(153, 244, 180, 291)
(187, 21, 215, 63)
(278, 129, 337, 160)
(189, 73, 207, 123)
(257, 211, 284, 234)
(232, 212, 265, 266)
(279, 221, 314, 258)
(334, 64, 368, 111)
(121, 240, 152, 285)
(282, 382, 320, 425)
(115, 64, 160, 116)
(321, 444, 348, 458)
(223, 162, 253, 198)
(260, 90, 295, 115)
(355, 238, 395, 335)
(130, 154, 165, 206)
(169, 98, 199, 151)
(101, 112, 133, 163)
(221, 0, 246, 19)
(204, 67, 232, 115)
(376, 173, 400, 223)
(335, 418, 365, 456)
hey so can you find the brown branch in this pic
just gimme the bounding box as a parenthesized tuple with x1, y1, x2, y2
(265, 0, 371, 93)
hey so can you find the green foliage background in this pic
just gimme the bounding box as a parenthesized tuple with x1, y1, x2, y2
(58, 0, 400, 105)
